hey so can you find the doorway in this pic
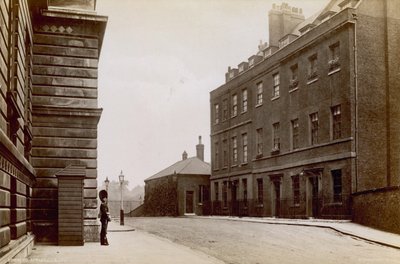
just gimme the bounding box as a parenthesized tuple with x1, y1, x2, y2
(185, 191, 194, 214)
(309, 177, 319, 217)
(273, 181, 281, 217)
(231, 181, 238, 216)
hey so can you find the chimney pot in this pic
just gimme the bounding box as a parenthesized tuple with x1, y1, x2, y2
(196, 135, 205, 161)
(182, 151, 188, 160)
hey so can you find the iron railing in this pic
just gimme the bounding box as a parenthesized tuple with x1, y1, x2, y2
(205, 195, 351, 219)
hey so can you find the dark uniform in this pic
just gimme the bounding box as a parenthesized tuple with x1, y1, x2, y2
(100, 199, 110, 245)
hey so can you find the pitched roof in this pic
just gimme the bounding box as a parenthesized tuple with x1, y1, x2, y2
(145, 157, 210, 181)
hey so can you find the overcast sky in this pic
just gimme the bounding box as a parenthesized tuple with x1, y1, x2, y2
(95, 0, 330, 188)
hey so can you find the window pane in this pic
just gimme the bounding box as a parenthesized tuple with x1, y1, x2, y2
(310, 113, 318, 145)
(332, 169, 342, 202)
(232, 136, 237, 164)
(242, 89, 248, 112)
(257, 82, 263, 105)
(222, 99, 228, 121)
(242, 133, 248, 163)
(292, 175, 300, 205)
(273, 73, 280, 98)
(214, 104, 219, 124)
(292, 119, 299, 150)
(332, 105, 342, 140)
(232, 94, 238, 116)
(256, 128, 263, 155)
(214, 142, 219, 169)
(273, 123, 280, 150)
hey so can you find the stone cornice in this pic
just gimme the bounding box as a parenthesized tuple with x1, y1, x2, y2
(33, 105, 103, 124)
(0, 130, 36, 181)
(33, 105, 102, 116)
(41, 9, 108, 23)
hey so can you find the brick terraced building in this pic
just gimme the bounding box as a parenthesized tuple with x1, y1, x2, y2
(210, 0, 400, 234)
(0, 0, 106, 259)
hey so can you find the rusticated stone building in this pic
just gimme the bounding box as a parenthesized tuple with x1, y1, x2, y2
(0, 0, 106, 258)
(144, 137, 211, 216)
(210, 0, 400, 234)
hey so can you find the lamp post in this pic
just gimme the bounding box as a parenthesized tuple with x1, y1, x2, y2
(104, 177, 109, 192)
(119, 170, 124, 225)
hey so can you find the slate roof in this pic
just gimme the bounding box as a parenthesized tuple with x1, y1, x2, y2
(145, 157, 211, 182)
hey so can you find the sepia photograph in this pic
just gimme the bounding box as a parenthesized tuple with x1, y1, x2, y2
(0, 0, 399, 263)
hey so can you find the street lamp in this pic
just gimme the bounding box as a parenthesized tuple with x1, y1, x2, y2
(119, 170, 124, 226)
(104, 177, 110, 192)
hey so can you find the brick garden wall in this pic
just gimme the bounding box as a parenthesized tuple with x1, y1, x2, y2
(352, 187, 400, 234)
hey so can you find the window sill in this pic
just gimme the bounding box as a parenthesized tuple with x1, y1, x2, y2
(271, 149, 280, 155)
(328, 68, 341, 75)
(231, 164, 238, 168)
(289, 87, 299, 93)
(255, 154, 263, 159)
(290, 204, 300, 208)
(307, 78, 318, 85)
(255, 103, 263, 108)
(231, 114, 238, 118)
(241, 110, 247, 114)
(325, 201, 343, 206)
(255, 204, 264, 208)
(271, 96, 280, 101)
(241, 162, 248, 166)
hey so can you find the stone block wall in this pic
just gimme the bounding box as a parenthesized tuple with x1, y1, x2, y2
(30, 8, 106, 243)
(0, 0, 36, 253)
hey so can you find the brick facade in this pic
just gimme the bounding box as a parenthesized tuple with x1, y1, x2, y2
(144, 139, 211, 216)
(210, 0, 400, 233)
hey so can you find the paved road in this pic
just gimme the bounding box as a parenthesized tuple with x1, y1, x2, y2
(10, 222, 224, 264)
(125, 217, 400, 264)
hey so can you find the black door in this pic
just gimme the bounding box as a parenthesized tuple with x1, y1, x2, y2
(186, 191, 194, 214)
(231, 182, 238, 216)
(311, 177, 319, 217)
(274, 182, 280, 217)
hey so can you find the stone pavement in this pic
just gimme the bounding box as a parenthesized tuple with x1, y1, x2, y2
(9, 220, 224, 264)
(8, 216, 400, 263)
(196, 216, 400, 250)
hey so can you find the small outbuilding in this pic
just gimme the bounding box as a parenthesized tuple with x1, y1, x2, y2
(144, 136, 210, 216)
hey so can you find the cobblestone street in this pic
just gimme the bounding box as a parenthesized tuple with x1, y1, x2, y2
(125, 217, 400, 264)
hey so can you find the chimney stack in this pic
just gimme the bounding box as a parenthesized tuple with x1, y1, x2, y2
(268, 2, 305, 47)
(196, 136, 204, 161)
(182, 151, 188, 160)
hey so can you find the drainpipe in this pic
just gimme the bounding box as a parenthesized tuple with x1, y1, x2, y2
(383, 0, 391, 187)
(352, 13, 359, 193)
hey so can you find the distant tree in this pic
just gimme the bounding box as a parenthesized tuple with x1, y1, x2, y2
(99, 180, 144, 201)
